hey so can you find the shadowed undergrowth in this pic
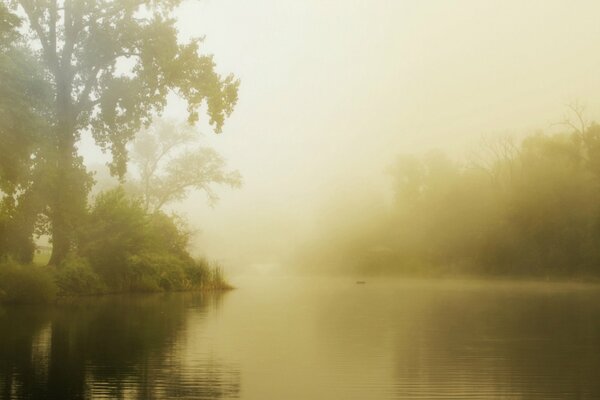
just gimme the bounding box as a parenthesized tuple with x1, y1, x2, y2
(0, 188, 232, 304)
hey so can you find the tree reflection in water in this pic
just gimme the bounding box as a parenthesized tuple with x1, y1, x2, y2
(0, 292, 240, 400)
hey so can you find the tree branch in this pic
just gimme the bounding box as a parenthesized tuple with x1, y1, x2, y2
(61, 0, 84, 72)
(75, 65, 103, 112)
(17, 0, 60, 73)
(49, 0, 57, 57)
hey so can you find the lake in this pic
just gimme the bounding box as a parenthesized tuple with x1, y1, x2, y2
(1, 277, 600, 399)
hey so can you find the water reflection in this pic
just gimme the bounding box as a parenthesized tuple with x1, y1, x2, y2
(316, 280, 600, 399)
(390, 284, 600, 399)
(3, 279, 600, 399)
(0, 293, 240, 400)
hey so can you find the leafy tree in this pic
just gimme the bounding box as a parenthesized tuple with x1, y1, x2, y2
(0, 4, 43, 188)
(7, 0, 239, 265)
(0, 4, 51, 262)
(129, 120, 241, 213)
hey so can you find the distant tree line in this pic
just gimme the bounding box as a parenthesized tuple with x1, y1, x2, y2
(300, 108, 600, 279)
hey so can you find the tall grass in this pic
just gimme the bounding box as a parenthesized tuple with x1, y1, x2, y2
(0, 255, 232, 305)
(204, 262, 233, 290)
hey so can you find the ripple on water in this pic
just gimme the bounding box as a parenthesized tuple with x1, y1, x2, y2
(1, 279, 600, 399)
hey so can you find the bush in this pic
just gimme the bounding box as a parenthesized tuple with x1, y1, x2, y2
(79, 188, 148, 288)
(80, 188, 204, 291)
(125, 253, 164, 292)
(127, 252, 197, 292)
(55, 255, 106, 296)
(0, 261, 57, 304)
(124, 254, 232, 292)
(69, 187, 233, 293)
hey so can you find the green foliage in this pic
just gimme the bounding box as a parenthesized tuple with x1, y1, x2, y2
(80, 187, 148, 285)
(0, 4, 50, 193)
(0, 4, 52, 263)
(0, 1, 238, 289)
(55, 255, 106, 296)
(0, 261, 56, 304)
(0, 200, 30, 262)
(127, 252, 189, 292)
(10, 0, 239, 176)
(0, 185, 232, 301)
(186, 257, 211, 288)
(0, 1, 239, 265)
(77, 187, 230, 292)
(0, 186, 231, 301)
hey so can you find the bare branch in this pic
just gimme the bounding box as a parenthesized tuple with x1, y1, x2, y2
(553, 101, 589, 137)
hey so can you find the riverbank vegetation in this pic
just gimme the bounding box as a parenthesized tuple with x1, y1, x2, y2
(299, 108, 600, 280)
(0, 187, 233, 304)
(0, 2, 238, 303)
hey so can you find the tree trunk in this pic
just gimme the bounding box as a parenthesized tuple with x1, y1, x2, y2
(47, 72, 78, 266)
(47, 145, 75, 266)
(47, 132, 82, 266)
(48, 218, 70, 265)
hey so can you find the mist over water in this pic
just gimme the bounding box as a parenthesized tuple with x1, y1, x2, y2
(165, 0, 600, 272)
(62, 0, 600, 276)
(4, 0, 600, 398)
(2, 278, 600, 399)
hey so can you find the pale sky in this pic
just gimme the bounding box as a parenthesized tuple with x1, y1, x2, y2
(82, 0, 600, 274)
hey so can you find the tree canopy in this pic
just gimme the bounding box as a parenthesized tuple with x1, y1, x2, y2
(0, 0, 239, 264)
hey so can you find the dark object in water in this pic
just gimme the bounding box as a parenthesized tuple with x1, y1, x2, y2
(356, 281, 366, 284)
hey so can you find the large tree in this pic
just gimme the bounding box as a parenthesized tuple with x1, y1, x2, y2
(5, 0, 239, 265)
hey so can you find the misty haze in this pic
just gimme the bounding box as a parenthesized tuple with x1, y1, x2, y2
(2, 0, 600, 399)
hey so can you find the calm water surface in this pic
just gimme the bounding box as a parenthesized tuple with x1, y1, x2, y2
(2, 277, 600, 399)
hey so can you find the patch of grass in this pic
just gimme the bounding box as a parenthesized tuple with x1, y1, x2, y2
(32, 251, 51, 267)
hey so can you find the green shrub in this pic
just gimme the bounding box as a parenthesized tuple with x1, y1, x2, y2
(127, 252, 192, 292)
(79, 188, 148, 288)
(0, 261, 57, 304)
(70, 187, 233, 293)
(129, 274, 162, 293)
(80, 188, 201, 291)
(125, 253, 162, 292)
(55, 255, 106, 295)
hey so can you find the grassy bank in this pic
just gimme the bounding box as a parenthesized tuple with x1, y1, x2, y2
(0, 258, 232, 305)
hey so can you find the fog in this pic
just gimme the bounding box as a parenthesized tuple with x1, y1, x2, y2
(79, 0, 600, 275)
(6, 2, 600, 397)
